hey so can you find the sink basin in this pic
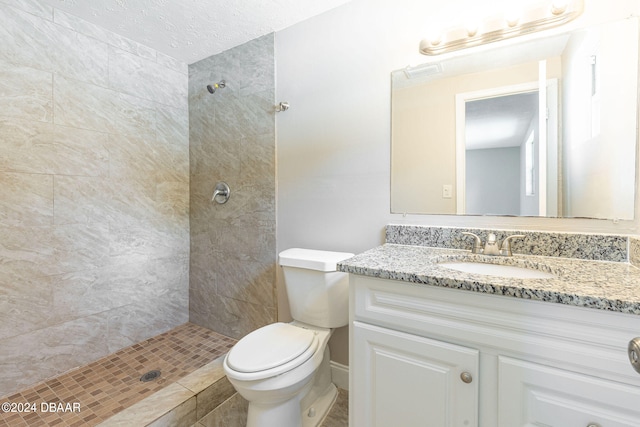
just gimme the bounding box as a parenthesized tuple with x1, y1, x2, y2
(439, 262, 555, 279)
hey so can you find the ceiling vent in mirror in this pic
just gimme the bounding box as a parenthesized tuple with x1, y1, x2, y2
(403, 63, 443, 79)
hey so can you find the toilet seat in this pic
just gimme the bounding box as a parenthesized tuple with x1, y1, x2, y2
(225, 323, 319, 381)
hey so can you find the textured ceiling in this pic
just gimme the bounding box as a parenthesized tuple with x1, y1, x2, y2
(39, 0, 352, 64)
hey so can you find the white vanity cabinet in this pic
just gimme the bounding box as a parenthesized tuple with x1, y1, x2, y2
(349, 275, 640, 427)
(352, 321, 479, 427)
(498, 356, 640, 426)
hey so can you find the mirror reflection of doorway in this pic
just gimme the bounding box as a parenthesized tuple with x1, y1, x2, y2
(455, 80, 559, 217)
(466, 91, 538, 216)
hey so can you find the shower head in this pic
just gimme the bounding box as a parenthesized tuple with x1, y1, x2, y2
(207, 80, 226, 94)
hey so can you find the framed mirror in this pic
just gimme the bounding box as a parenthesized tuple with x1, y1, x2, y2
(391, 16, 638, 220)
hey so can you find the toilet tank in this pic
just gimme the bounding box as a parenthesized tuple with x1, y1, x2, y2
(279, 248, 354, 328)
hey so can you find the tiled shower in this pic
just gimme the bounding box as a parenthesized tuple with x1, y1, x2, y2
(0, 0, 277, 404)
(188, 34, 277, 339)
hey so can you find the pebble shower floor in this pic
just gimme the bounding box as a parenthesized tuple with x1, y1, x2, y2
(0, 323, 236, 426)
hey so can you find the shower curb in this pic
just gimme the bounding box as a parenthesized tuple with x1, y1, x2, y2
(97, 354, 234, 426)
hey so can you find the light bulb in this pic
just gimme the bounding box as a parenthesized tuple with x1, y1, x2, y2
(550, 0, 569, 15)
(504, 4, 522, 27)
(425, 27, 443, 46)
(466, 22, 479, 37)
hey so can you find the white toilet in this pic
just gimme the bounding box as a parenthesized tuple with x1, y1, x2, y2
(223, 248, 353, 427)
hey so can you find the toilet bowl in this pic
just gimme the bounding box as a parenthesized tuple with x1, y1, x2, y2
(222, 248, 353, 427)
(223, 321, 334, 427)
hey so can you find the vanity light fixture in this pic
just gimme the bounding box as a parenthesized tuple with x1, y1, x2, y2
(420, 0, 583, 56)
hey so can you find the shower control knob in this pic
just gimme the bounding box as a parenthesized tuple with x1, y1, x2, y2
(460, 372, 473, 383)
(211, 181, 231, 204)
(629, 337, 640, 374)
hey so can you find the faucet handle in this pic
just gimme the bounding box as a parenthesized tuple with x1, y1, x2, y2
(500, 234, 526, 256)
(462, 232, 483, 254)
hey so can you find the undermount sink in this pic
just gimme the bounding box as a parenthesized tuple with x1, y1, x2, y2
(439, 262, 556, 279)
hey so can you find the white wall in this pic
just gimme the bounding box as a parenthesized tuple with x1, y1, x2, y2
(466, 147, 520, 216)
(562, 18, 638, 219)
(275, 0, 640, 365)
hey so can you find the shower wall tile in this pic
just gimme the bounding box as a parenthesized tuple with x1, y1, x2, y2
(240, 133, 276, 187)
(53, 175, 111, 225)
(0, 225, 57, 279)
(213, 91, 275, 140)
(189, 116, 242, 178)
(52, 125, 110, 176)
(189, 34, 275, 97)
(0, 119, 110, 176)
(157, 181, 190, 223)
(48, 256, 188, 324)
(50, 268, 131, 321)
(53, 9, 158, 62)
(104, 292, 189, 353)
(0, 3, 108, 85)
(108, 46, 188, 108)
(54, 75, 156, 136)
(0, 63, 52, 122)
(0, 223, 109, 278)
(51, 223, 111, 273)
(0, 272, 54, 340)
(189, 287, 276, 340)
(108, 133, 164, 181)
(0, 119, 53, 173)
(0, 172, 53, 226)
(214, 252, 277, 307)
(109, 223, 189, 260)
(189, 34, 276, 339)
(0, 314, 110, 393)
(156, 103, 190, 163)
(0, 0, 52, 19)
(0, 0, 189, 397)
(157, 51, 189, 75)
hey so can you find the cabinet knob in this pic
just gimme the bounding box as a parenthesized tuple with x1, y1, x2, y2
(586, 424, 601, 427)
(460, 372, 473, 383)
(629, 337, 640, 374)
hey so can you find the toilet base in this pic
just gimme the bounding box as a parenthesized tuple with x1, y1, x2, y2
(246, 394, 305, 427)
(244, 380, 338, 427)
(302, 383, 338, 427)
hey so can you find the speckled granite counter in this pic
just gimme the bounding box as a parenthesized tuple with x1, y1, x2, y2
(338, 244, 640, 315)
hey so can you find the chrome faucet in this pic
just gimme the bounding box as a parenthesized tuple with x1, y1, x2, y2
(483, 233, 500, 255)
(461, 232, 483, 254)
(499, 234, 526, 256)
(462, 232, 525, 256)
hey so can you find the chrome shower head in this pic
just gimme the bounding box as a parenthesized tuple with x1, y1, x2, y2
(207, 80, 226, 94)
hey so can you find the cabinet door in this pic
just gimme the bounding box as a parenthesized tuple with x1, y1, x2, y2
(352, 321, 479, 427)
(498, 356, 640, 427)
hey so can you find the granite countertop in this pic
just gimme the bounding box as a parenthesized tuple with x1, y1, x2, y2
(338, 244, 640, 315)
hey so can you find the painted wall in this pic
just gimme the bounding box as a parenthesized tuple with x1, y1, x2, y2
(275, 0, 640, 366)
(0, 0, 189, 396)
(189, 35, 277, 339)
(562, 18, 638, 220)
(466, 147, 520, 216)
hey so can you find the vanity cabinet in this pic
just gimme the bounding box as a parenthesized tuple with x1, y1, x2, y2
(349, 275, 640, 427)
(352, 321, 478, 427)
(498, 357, 640, 426)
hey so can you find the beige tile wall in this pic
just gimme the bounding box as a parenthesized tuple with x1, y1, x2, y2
(188, 34, 277, 339)
(0, 0, 189, 396)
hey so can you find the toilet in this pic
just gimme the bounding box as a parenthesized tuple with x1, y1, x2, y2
(223, 248, 354, 427)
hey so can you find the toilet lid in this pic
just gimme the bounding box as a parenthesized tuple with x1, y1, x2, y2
(226, 323, 316, 373)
